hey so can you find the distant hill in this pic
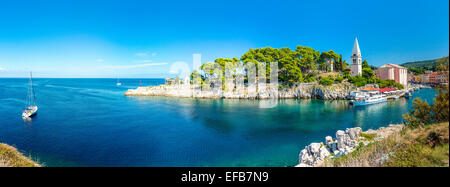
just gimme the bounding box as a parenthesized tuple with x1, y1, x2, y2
(400, 56, 448, 69)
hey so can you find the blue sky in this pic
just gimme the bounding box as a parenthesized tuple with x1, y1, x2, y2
(0, 0, 448, 78)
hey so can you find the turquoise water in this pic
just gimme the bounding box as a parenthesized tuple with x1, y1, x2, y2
(0, 78, 438, 166)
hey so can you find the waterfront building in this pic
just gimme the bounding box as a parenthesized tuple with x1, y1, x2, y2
(351, 37, 362, 77)
(375, 64, 408, 88)
(429, 72, 437, 84)
(421, 72, 431, 83)
(436, 71, 449, 85)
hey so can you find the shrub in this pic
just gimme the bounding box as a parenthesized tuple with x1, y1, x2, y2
(304, 73, 316, 83)
(319, 76, 334, 86)
(334, 76, 344, 83)
(359, 132, 376, 141)
(349, 75, 367, 87)
(403, 98, 433, 128)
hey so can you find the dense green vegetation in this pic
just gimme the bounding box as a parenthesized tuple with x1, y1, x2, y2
(189, 45, 405, 89)
(189, 45, 447, 89)
(401, 56, 448, 75)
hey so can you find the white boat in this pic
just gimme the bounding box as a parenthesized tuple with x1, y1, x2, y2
(116, 76, 122, 86)
(350, 90, 387, 106)
(22, 72, 38, 118)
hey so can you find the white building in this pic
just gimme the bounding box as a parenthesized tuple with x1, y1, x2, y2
(351, 37, 362, 76)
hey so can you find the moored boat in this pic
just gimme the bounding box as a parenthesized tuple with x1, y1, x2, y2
(404, 92, 412, 98)
(350, 89, 387, 106)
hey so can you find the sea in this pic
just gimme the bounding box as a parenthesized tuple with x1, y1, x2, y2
(0, 78, 438, 166)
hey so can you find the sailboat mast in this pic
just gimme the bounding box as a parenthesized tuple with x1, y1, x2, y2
(29, 71, 35, 106)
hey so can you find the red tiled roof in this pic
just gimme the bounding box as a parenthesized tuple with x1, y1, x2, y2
(379, 64, 406, 69)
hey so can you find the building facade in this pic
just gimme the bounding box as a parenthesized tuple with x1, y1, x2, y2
(435, 71, 449, 85)
(375, 64, 408, 88)
(351, 37, 362, 77)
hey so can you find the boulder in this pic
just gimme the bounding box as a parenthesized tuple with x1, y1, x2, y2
(346, 127, 362, 140)
(336, 130, 346, 149)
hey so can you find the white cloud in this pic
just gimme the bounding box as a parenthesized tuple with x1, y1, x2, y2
(96, 59, 104, 62)
(151, 52, 157, 57)
(0, 67, 5, 71)
(100, 63, 168, 70)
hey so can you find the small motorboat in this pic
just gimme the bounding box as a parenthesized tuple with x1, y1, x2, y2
(404, 92, 412, 98)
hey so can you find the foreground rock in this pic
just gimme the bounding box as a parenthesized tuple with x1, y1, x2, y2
(125, 82, 354, 100)
(296, 124, 403, 167)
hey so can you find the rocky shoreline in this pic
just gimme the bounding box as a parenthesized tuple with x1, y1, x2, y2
(125, 82, 355, 100)
(296, 124, 403, 167)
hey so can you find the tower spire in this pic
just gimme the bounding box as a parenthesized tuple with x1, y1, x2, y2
(352, 37, 361, 56)
(351, 37, 362, 77)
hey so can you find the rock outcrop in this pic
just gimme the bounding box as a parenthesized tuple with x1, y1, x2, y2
(125, 82, 354, 100)
(296, 124, 403, 167)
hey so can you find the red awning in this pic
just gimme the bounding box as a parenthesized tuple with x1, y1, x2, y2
(361, 87, 378, 91)
(378, 88, 397, 93)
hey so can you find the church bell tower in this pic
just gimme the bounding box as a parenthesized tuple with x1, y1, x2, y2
(351, 37, 362, 76)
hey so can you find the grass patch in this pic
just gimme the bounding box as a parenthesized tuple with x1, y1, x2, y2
(0, 143, 40, 167)
(359, 132, 376, 141)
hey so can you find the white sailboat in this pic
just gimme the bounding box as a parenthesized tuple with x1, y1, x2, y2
(116, 76, 122, 86)
(22, 72, 38, 118)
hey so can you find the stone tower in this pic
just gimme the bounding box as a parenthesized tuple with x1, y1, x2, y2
(351, 37, 362, 76)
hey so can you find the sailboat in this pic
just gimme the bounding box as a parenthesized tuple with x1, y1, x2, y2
(116, 76, 122, 86)
(22, 72, 38, 118)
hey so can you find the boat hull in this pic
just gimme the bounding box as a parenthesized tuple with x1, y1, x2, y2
(22, 106, 38, 118)
(351, 98, 387, 106)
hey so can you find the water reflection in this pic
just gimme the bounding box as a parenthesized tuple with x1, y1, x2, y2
(126, 89, 436, 138)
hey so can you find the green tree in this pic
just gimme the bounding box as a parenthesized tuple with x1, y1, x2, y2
(295, 46, 320, 73)
(190, 70, 203, 84)
(240, 47, 280, 79)
(403, 98, 433, 128)
(362, 67, 374, 80)
(319, 51, 339, 72)
(431, 88, 449, 123)
(362, 59, 370, 69)
(200, 62, 215, 78)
